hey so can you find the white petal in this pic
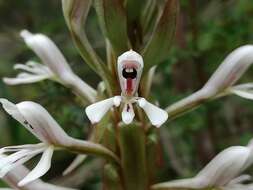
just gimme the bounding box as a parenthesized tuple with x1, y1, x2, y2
(14, 62, 53, 75)
(121, 103, 135, 124)
(0, 99, 69, 144)
(137, 98, 168, 127)
(16, 101, 70, 144)
(63, 155, 87, 175)
(0, 143, 44, 154)
(228, 175, 252, 185)
(230, 83, 253, 100)
(204, 45, 253, 93)
(0, 153, 33, 178)
(0, 99, 43, 141)
(0, 98, 29, 130)
(3, 73, 50, 85)
(151, 177, 206, 189)
(196, 146, 251, 186)
(20, 30, 72, 77)
(85, 97, 120, 124)
(18, 146, 54, 186)
(0, 148, 43, 178)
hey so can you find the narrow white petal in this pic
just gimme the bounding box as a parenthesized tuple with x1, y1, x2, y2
(152, 177, 205, 189)
(14, 62, 53, 75)
(63, 155, 87, 175)
(232, 90, 253, 100)
(85, 97, 118, 124)
(0, 147, 44, 178)
(3, 74, 50, 85)
(0, 150, 30, 169)
(18, 146, 54, 186)
(137, 98, 168, 127)
(0, 143, 44, 154)
(0, 153, 34, 178)
(121, 103, 135, 124)
(228, 174, 252, 185)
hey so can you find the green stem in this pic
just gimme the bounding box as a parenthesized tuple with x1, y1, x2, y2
(119, 124, 148, 190)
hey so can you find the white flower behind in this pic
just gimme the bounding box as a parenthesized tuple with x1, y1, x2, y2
(3, 30, 96, 103)
(152, 139, 253, 190)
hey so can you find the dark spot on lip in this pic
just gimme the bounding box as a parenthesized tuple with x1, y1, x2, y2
(122, 68, 137, 79)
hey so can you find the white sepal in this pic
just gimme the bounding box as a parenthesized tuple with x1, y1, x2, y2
(121, 103, 135, 124)
(230, 83, 253, 100)
(85, 96, 121, 124)
(0, 99, 69, 145)
(137, 98, 168, 127)
(18, 146, 54, 186)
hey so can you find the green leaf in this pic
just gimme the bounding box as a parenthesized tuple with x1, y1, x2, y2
(62, 0, 115, 95)
(142, 0, 179, 72)
(119, 123, 148, 190)
(126, 0, 143, 49)
(95, 0, 130, 57)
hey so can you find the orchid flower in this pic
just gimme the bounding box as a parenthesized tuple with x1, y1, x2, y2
(0, 99, 118, 186)
(85, 50, 168, 127)
(3, 30, 96, 103)
(0, 99, 71, 186)
(152, 139, 253, 190)
(203, 45, 253, 99)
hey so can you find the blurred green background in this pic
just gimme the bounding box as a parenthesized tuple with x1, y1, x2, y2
(0, 0, 253, 189)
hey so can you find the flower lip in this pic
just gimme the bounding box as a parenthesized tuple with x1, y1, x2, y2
(122, 68, 137, 79)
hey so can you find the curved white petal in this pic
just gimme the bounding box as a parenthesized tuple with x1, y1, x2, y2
(196, 146, 251, 186)
(121, 103, 135, 124)
(63, 154, 87, 175)
(204, 45, 253, 94)
(0, 99, 69, 144)
(18, 146, 54, 186)
(20, 30, 72, 77)
(85, 96, 121, 124)
(228, 175, 252, 186)
(0, 143, 44, 154)
(230, 83, 253, 100)
(151, 177, 205, 189)
(137, 98, 168, 127)
(0, 148, 44, 178)
(0, 98, 29, 130)
(3, 73, 50, 85)
(17, 101, 70, 144)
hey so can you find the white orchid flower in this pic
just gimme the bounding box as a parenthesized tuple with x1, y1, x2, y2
(152, 139, 253, 190)
(85, 50, 168, 127)
(202, 45, 253, 99)
(3, 30, 96, 103)
(0, 98, 70, 186)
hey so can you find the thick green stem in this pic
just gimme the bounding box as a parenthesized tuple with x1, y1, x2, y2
(119, 124, 148, 190)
